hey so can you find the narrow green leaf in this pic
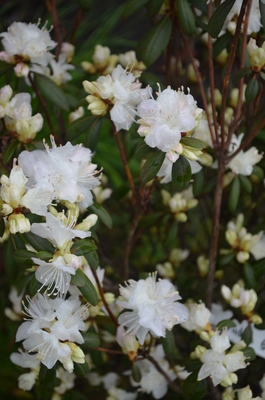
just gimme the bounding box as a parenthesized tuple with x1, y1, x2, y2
(202, 174, 216, 194)
(140, 150, 165, 183)
(252, 165, 264, 180)
(180, 137, 206, 149)
(79, 274, 98, 306)
(74, 362, 89, 377)
(71, 268, 86, 287)
(24, 232, 55, 253)
(84, 116, 102, 151)
(189, 0, 207, 13)
(0, 61, 11, 77)
(147, 0, 164, 17)
(242, 346, 256, 361)
(123, 0, 150, 19)
(253, 259, 265, 279)
(242, 325, 253, 345)
(39, 363, 57, 389)
(0, 217, 5, 237)
(13, 250, 36, 266)
(186, 360, 202, 372)
(235, 67, 252, 82)
(35, 251, 53, 261)
(16, 272, 34, 296)
(172, 156, 191, 192)
(217, 252, 235, 267)
(136, 16, 172, 67)
(259, 0, 265, 31)
(193, 169, 204, 197)
(132, 364, 142, 383)
(88, 203, 112, 229)
(228, 176, 240, 212)
(213, 33, 231, 57)
(29, 276, 44, 296)
(2, 139, 18, 165)
(66, 116, 100, 141)
(182, 371, 207, 400)
(161, 329, 180, 360)
(245, 75, 259, 102)
(10, 234, 26, 251)
(176, 0, 196, 36)
(34, 73, 69, 111)
(239, 175, 252, 193)
(85, 251, 99, 270)
(135, 141, 152, 162)
(81, 332, 100, 349)
(208, 0, 236, 38)
(243, 263, 258, 291)
(217, 320, 236, 330)
(71, 239, 97, 256)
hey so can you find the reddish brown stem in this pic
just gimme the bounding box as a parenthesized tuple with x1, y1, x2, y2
(28, 73, 56, 137)
(95, 347, 123, 355)
(206, 160, 225, 308)
(46, 0, 63, 59)
(220, 0, 248, 148)
(90, 267, 119, 327)
(124, 212, 141, 280)
(70, 9, 83, 44)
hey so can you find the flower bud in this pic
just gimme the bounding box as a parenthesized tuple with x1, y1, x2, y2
(156, 261, 175, 279)
(0, 203, 13, 216)
(14, 62, 29, 77)
(199, 152, 213, 166)
(197, 255, 209, 277)
(88, 99, 108, 116)
(214, 89, 222, 107)
(250, 314, 263, 325)
(192, 345, 207, 359)
(236, 251, 249, 263)
(75, 214, 98, 231)
(83, 80, 98, 95)
(199, 331, 210, 342)
(60, 42, 75, 62)
(215, 49, 228, 65)
(9, 213, 30, 234)
(68, 106, 84, 124)
(238, 386, 253, 400)
(176, 212, 187, 223)
(68, 342, 85, 364)
(225, 229, 238, 247)
(221, 285, 232, 301)
(64, 253, 82, 269)
(187, 61, 199, 83)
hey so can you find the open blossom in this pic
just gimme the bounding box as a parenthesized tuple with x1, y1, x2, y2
(221, 283, 258, 317)
(19, 137, 101, 210)
(132, 344, 176, 399)
(181, 302, 212, 334)
(227, 134, 262, 176)
(54, 367, 76, 395)
(118, 50, 146, 74)
(223, 0, 261, 35)
(16, 294, 88, 371)
(11, 349, 40, 391)
(117, 273, 188, 345)
(83, 64, 150, 131)
(137, 86, 202, 162)
(81, 44, 118, 75)
(198, 331, 247, 387)
(0, 21, 56, 75)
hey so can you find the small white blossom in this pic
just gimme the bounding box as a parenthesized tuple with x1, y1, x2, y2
(224, 0, 261, 35)
(181, 302, 211, 333)
(117, 273, 189, 345)
(116, 326, 139, 361)
(11, 349, 40, 391)
(228, 134, 262, 176)
(54, 366, 76, 395)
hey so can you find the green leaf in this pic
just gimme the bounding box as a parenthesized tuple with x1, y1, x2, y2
(0, 217, 5, 237)
(172, 156, 191, 192)
(135, 141, 152, 162)
(136, 16, 172, 67)
(84, 116, 102, 151)
(228, 176, 240, 212)
(13, 250, 36, 266)
(213, 32, 231, 57)
(39, 363, 57, 390)
(182, 371, 207, 400)
(24, 232, 55, 253)
(71, 268, 86, 287)
(161, 329, 180, 360)
(71, 239, 97, 256)
(193, 169, 204, 197)
(217, 252, 235, 267)
(202, 174, 216, 194)
(217, 320, 236, 330)
(66, 116, 100, 142)
(0, 61, 11, 78)
(34, 73, 69, 111)
(16, 272, 34, 296)
(88, 203, 112, 229)
(189, 0, 207, 14)
(147, 0, 164, 17)
(245, 75, 259, 102)
(260, 0, 265, 31)
(85, 251, 99, 269)
(78, 0, 94, 11)
(242, 325, 253, 345)
(235, 67, 252, 82)
(253, 259, 265, 279)
(79, 274, 98, 306)
(123, 0, 150, 18)
(242, 346, 256, 361)
(10, 233, 25, 251)
(252, 165, 264, 180)
(243, 263, 258, 291)
(208, 0, 236, 38)
(74, 362, 89, 377)
(132, 364, 142, 383)
(180, 137, 206, 149)
(35, 251, 53, 261)
(139, 212, 164, 228)
(29, 276, 44, 296)
(2, 139, 19, 165)
(81, 332, 100, 349)
(176, 0, 196, 36)
(239, 175, 252, 193)
(140, 150, 165, 183)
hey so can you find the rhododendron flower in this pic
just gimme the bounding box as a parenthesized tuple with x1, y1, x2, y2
(227, 134, 262, 176)
(10, 349, 40, 391)
(117, 273, 188, 345)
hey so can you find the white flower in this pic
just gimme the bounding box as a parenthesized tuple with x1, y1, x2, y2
(54, 366, 76, 394)
(4, 286, 23, 321)
(181, 302, 211, 333)
(117, 273, 189, 345)
(137, 86, 202, 162)
(132, 344, 176, 399)
(224, 0, 261, 35)
(68, 106, 84, 124)
(0, 21, 56, 72)
(60, 42, 75, 62)
(209, 303, 233, 328)
(118, 50, 146, 74)
(19, 138, 101, 210)
(16, 294, 88, 371)
(11, 349, 40, 391)
(48, 55, 75, 86)
(221, 284, 258, 315)
(84, 64, 150, 130)
(198, 331, 247, 387)
(107, 387, 137, 400)
(116, 326, 139, 360)
(228, 134, 262, 176)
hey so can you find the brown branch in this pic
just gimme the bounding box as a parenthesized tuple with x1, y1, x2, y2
(90, 267, 119, 327)
(143, 352, 181, 394)
(206, 160, 225, 308)
(220, 0, 248, 148)
(124, 212, 142, 280)
(94, 347, 123, 355)
(46, 0, 63, 59)
(70, 9, 83, 44)
(28, 73, 56, 137)
(178, 26, 217, 152)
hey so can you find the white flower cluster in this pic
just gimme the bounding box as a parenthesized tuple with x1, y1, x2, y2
(223, 0, 261, 35)
(161, 186, 198, 222)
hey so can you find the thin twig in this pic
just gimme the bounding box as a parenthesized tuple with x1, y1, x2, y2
(124, 212, 142, 280)
(94, 347, 123, 355)
(220, 0, 248, 148)
(90, 267, 119, 327)
(28, 73, 56, 136)
(70, 9, 83, 44)
(46, 0, 63, 59)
